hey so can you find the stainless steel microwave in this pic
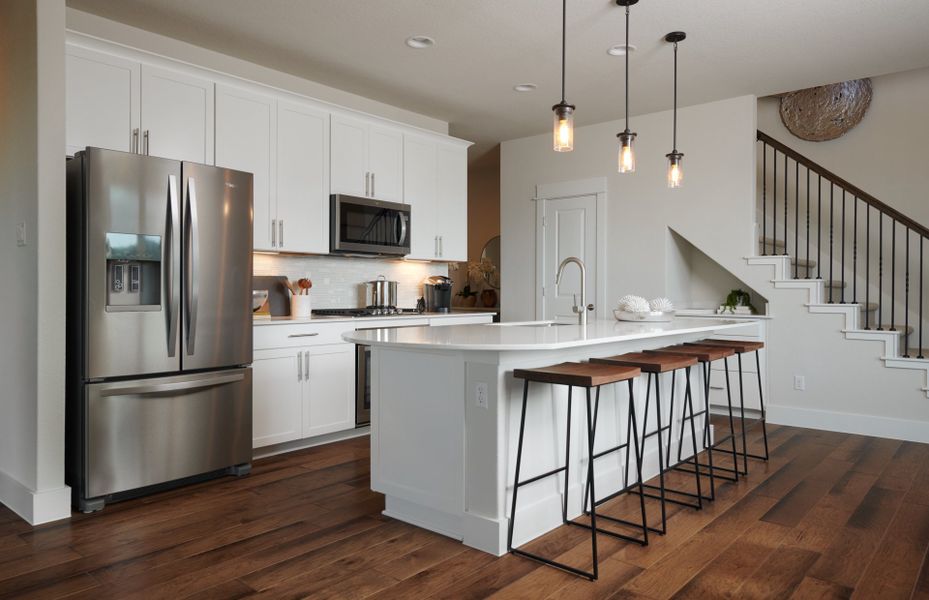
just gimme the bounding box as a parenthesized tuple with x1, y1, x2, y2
(330, 194, 411, 257)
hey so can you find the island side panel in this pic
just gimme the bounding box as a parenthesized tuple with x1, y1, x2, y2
(371, 346, 465, 539)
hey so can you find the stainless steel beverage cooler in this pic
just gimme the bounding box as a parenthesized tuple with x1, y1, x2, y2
(66, 148, 254, 512)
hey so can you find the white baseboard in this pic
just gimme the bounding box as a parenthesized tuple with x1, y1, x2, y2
(0, 469, 71, 525)
(767, 404, 929, 444)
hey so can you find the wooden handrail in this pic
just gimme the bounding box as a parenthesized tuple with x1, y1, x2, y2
(756, 130, 929, 239)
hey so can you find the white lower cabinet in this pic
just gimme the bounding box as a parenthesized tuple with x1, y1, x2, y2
(303, 345, 355, 438)
(252, 348, 304, 448)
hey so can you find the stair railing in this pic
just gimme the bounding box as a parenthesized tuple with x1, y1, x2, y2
(757, 130, 926, 358)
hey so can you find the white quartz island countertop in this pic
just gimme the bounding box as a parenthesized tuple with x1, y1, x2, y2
(343, 317, 748, 351)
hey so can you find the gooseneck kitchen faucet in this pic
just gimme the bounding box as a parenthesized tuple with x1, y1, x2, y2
(555, 256, 594, 326)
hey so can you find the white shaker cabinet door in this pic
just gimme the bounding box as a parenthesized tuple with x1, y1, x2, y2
(367, 125, 404, 202)
(252, 348, 304, 448)
(330, 114, 368, 197)
(403, 135, 437, 260)
(303, 345, 356, 438)
(435, 143, 468, 262)
(140, 65, 214, 164)
(216, 85, 277, 251)
(277, 100, 330, 254)
(66, 45, 140, 156)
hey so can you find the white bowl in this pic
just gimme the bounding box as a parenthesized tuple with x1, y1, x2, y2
(613, 309, 675, 322)
(252, 290, 269, 312)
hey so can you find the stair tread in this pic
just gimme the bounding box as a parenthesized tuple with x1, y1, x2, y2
(795, 278, 848, 288)
(759, 237, 786, 248)
(905, 349, 929, 358)
(857, 324, 915, 334)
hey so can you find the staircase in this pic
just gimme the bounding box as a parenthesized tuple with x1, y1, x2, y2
(747, 130, 929, 397)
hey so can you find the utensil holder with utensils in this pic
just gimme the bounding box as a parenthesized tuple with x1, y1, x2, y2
(291, 295, 312, 318)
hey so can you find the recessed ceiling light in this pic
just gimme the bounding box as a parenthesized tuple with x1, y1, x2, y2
(607, 43, 637, 56)
(405, 36, 435, 49)
(513, 83, 537, 92)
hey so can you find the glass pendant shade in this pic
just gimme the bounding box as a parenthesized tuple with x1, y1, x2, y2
(552, 103, 575, 152)
(617, 130, 636, 173)
(666, 152, 683, 188)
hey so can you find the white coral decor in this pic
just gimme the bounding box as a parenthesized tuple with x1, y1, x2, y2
(618, 294, 650, 313)
(649, 297, 674, 312)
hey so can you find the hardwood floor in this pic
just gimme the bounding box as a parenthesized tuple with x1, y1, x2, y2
(2, 421, 929, 599)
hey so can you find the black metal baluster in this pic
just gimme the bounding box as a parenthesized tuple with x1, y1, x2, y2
(916, 234, 926, 358)
(817, 175, 822, 278)
(866, 205, 870, 329)
(892, 219, 896, 329)
(905, 228, 910, 357)
(783, 153, 788, 255)
(762, 143, 767, 255)
(773, 150, 777, 253)
(878, 212, 883, 330)
(795, 160, 799, 278)
(829, 184, 834, 303)
(841, 189, 846, 303)
(806, 168, 811, 278)
(853, 196, 858, 304)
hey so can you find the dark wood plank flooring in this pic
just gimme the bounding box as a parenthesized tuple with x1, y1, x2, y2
(2, 420, 929, 599)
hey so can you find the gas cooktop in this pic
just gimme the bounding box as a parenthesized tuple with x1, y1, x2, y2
(312, 307, 424, 318)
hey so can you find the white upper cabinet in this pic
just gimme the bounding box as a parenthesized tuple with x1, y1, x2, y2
(403, 136, 469, 261)
(215, 85, 277, 251)
(66, 46, 140, 156)
(331, 114, 404, 202)
(276, 99, 331, 254)
(404, 135, 438, 260)
(435, 143, 468, 262)
(367, 125, 403, 202)
(140, 65, 214, 164)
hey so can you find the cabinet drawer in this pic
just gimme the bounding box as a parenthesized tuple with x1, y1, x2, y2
(254, 322, 352, 350)
(709, 320, 763, 339)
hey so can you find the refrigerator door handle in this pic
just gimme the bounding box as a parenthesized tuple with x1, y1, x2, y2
(99, 371, 246, 397)
(166, 174, 180, 357)
(185, 177, 201, 355)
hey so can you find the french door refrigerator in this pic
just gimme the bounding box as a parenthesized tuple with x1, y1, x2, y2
(66, 147, 254, 512)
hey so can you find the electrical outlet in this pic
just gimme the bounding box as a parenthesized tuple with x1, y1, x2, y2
(793, 375, 806, 391)
(475, 382, 488, 409)
(16, 222, 26, 247)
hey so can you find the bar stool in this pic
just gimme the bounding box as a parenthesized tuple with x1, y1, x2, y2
(591, 352, 703, 534)
(689, 339, 769, 475)
(508, 361, 646, 581)
(645, 344, 741, 499)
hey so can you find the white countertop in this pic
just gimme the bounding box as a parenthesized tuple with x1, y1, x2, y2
(343, 317, 753, 351)
(253, 311, 495, 326)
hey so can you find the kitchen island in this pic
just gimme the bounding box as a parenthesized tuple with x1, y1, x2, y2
(343, 317, 756, 556)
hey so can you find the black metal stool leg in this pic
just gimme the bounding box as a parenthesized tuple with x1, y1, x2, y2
(507, 379, 530, 552)
(666, 370, 676, 468)
(651, 374, 668, 532)
(584, 387, 599, 581)
(755, 350, 770, 461)
(628, 379, 649, 545)
(562, 387, 573, 523)
(582, 387, 600, 513)
(683, 367, 704, 508)
(737, 352, 749, 475)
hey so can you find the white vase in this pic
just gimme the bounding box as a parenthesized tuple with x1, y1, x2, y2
(290, 295, 312, 318)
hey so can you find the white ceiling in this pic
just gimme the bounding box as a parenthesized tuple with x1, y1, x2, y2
(67, 0, 929, 161)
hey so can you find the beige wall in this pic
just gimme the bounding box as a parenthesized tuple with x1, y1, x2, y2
(758, 66, 929, 226)
(0, 0, 70, 524)
(468, 146, 501, 263)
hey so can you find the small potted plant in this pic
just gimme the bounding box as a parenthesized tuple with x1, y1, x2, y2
(720, 289, 757, 314)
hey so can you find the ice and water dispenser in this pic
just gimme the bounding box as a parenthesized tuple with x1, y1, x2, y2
(105, 232, 162, 310)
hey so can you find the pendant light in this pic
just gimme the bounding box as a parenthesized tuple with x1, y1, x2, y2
(665, 31, 686, 188)
(616, 0, 638, 173)
(552, 0, 575, 152)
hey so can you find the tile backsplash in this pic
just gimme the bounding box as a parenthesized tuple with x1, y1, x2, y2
(253, 253, 448, 308)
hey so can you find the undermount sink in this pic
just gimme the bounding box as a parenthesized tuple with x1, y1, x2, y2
(489, 321, 573, 328)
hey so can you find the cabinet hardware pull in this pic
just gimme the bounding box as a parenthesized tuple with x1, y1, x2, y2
(271, 219, 277, 247)
(365, 172, 370, 197)
(143, 130, 150, 155)
(297, 351, 303, 381)
(439, 236, 443, 257)
(288, 333, 319, 338)
(305, 351, 310, 378)
(132, 128, 139, 153)
(371, 172, 375, 197)
(279, 220, 284, 247)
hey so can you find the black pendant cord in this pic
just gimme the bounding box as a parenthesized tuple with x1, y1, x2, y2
(624, 4, 630, 131)
(561, 0, 566, 104)
(671, 40, 678, 152)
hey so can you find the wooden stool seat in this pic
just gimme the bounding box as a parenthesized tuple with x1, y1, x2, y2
(592, 352, 697, 373)
(692, 339, 764, 354)
(647, 344, 735, 362)
(514, 362, 641, 388)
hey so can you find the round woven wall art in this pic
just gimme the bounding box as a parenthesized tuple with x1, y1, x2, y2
(779, 79, 872, 142)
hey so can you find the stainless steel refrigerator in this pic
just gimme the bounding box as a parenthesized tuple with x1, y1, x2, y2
(66, 148, 254, 512)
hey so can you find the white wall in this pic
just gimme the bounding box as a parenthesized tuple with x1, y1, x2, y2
(758, 66, 929, 226)
(500, 95, 761, 322)
(66, 9, 448, 136)
(0, 0, 71, 525)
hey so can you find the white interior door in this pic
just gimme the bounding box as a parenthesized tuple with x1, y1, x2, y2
(542, 194, 598, 322)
